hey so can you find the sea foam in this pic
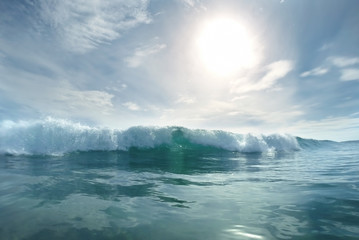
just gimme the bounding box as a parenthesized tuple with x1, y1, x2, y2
(0, 118, 300, 155)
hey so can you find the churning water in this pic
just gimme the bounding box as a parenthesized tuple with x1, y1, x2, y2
(0, 119, 358, 239)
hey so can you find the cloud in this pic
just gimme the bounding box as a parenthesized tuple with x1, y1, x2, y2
(105, 83, 127, 93)
(123, 102, 140, 111)
(329, 56, 359, 67)
(180, 0, 203, 8)
(125, 41, 166, 68)
(178, 0, 207, 11)
(39, 0, 151, 53)
(0, 65, 114, 119)
(318, 43, 333, 51)
(175, 95, 196, 104)
(60, 89, 114, 111)
(289, 116, 359, 141)
(247, 60, 293, 90)
(181, 0, 196, 7)
(340, 68, 359, 81)
(0, 51, 5, 61)
(300, 67, 328, 77)
(232, 60, 293, 93)
(157, 93, 304, 134)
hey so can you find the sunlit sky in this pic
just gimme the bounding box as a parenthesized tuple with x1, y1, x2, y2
(1, 0, 359, 141)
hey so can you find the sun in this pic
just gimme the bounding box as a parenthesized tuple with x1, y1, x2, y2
(196, 17, 256, 76)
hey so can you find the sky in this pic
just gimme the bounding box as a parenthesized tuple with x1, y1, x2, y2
(0, 0, 359, 141)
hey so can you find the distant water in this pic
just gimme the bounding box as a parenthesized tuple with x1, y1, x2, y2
(1, 119, 359, 239)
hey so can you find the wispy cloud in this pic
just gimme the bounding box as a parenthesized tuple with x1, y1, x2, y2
(318, 43, 333, 51)
(257, 60, 293, 88)
(157, 94, 303, 133)
(178, 0, 207, 12)
(175, 95, 196, 104)
(181, 0, 196, 7)
(39, 0, 151, 53)
(59, 89, 114, 114)
(0, 51, 5, 62)
(0, 65, 114, 119)
(300, 67, 328, 77)
(180, 0, 204, 8)
(231, 60, 293, 93)
(125, 40, 166, 68)
(123, 102, 140, 111)
(340, 68, 359, 81)
(329, 56, 359, 67)
(290, 116, 359, 141)
(105, 83, 127, 93)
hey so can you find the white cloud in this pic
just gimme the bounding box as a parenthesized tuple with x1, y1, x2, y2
(329, 56, 359, 67)
(178, 0, 207, 11)
(125, 41, 166, 68)
(181, 0, 196, 7)
(157, 94, 304, 134)
(175, 95, 196, 104)
(318, 43, 332, 51)
(180, 0, 203, 8)
(123, 102, 140, 111)
(230, 96, 248, 102)
(60, 89, 114, 110)
(232, 60, 293, 93)
(0, 66, 115, 119)
(0, 51, 5, 62)
(289, 116, 359, 141)
(39, 0, 151, 53)
(340, 68, 359, 81)
(105, 83, 127, 93)
(300, 67, 328, 77)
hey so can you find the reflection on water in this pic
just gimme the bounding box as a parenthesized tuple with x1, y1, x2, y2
(1, 146, 359, 239)
(224, 225, 264, 239)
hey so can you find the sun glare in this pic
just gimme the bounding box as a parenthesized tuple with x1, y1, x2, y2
(197, 17, 256, 76)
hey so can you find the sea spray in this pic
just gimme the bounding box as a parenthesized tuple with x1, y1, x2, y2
(1, 120, 358, 240)
(0, 118, 300, 155)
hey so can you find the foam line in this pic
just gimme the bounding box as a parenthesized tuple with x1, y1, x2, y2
(0, 118, 300, 155)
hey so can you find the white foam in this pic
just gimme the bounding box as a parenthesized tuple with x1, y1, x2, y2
(183, 129, 299, 152)
(0, 118, 300, 155)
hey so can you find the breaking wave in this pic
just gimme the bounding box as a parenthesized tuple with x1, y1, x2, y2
(0, 118, 300, 155)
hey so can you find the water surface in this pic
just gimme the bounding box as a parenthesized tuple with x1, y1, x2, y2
(1, 141, 359, 240)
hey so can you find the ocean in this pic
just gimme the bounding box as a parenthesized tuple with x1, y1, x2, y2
(0, 119, 358, 240)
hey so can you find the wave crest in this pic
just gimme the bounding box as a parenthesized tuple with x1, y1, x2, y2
(0, 118, 300, 155)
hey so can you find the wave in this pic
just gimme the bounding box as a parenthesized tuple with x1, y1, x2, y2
(295, 137, 335, 148)
(0, 118, 300, 155)
(296, 137, 359, 150)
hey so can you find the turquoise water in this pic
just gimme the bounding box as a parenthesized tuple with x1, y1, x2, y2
(0, 120, 359, 239)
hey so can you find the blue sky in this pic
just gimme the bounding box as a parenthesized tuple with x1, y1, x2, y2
(0, 0, 359, 141)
